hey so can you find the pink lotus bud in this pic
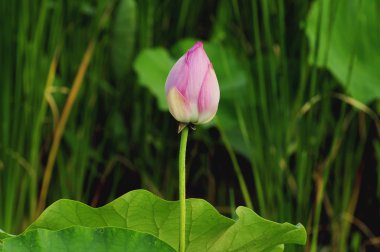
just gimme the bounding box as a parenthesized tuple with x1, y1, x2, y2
(165, 41, 220, 125)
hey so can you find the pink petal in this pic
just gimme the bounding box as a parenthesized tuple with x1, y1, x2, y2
(165, 55, 189, 96)
(185, 42, 210, 105)
(197, 64, 220, 124)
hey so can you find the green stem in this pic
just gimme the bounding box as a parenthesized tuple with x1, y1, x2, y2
(179, 126, 189, 252)
(216, 118, 253, 210)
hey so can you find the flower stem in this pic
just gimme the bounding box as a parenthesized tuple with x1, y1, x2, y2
(179, 125, 189, 252)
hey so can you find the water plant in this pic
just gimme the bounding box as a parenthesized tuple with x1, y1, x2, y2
(0, 41, 306, 252)
(1, 0, 379, 251)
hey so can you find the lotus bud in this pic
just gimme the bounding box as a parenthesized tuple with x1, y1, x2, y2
(165, 41, 220, 126)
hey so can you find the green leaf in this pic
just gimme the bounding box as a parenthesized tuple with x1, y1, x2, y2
(0, 227, 175, 252)
(306, 0, 380, 103)
(0, 229, 14, 240)
(209, 207, 305, 251)
(111, 0, 137, 79)
(133, 48, 175, 110)
(28, 190, 306, 251)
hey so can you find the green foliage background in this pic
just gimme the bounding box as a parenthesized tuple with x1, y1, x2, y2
(0, 0, 379, 251)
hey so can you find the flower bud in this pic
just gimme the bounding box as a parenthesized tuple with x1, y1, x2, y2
(165, 42, 220, 125)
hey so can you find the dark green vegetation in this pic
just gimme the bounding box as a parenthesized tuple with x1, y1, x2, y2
(0, 0, 379, 251)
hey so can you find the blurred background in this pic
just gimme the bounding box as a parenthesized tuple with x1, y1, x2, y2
(0, 0, 379, 251)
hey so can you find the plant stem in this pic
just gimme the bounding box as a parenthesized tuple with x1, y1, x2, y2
(216, 118, 253, 210)
(36, 40, 96, 216)
(35, 3, 114, 217)
(179, 125, 189, 252)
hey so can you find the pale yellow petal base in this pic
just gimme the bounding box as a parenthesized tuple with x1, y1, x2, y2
(167, 87, 192, 123)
